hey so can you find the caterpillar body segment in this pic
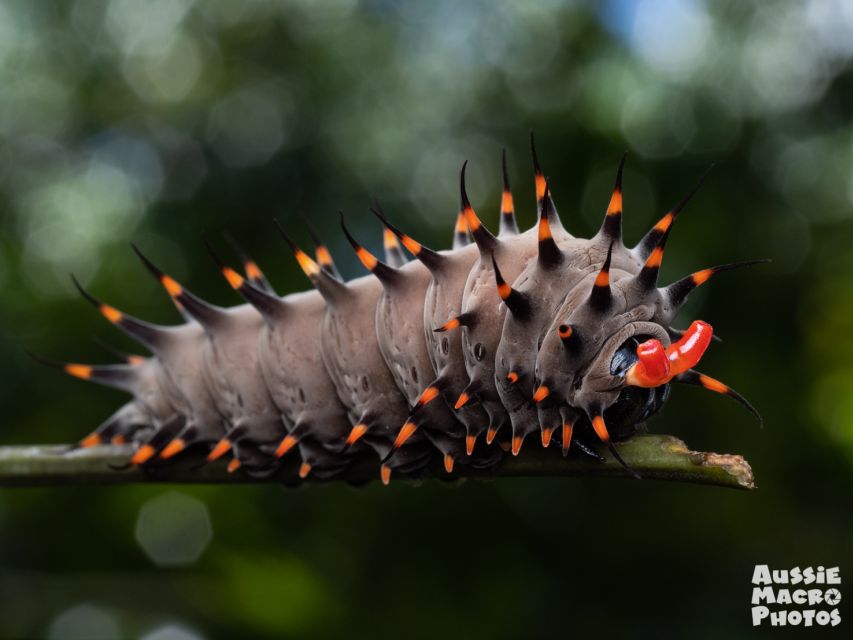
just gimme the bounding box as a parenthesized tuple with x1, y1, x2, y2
(36, 140, 764, 483)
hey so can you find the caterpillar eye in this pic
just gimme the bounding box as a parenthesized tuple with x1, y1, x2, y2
(610, 336, 641, 376)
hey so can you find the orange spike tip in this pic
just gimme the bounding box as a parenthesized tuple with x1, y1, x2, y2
(511, 435, 523, 456)
(315, 245, 333, 267)
(275, 434, 299, 458)
(131, 444, 157, 465)
(591, 415, 611, 444)
(538, 213, 553, 242)
(466, 434, 476, 456)
(454, 212, 468, 235)
(541, 427, 553, 448)
(65, 363, 92, 380)
(207, 438, 232, 462)
(356, 247, 378, 271)
(111, 435, 127, 445)
(227, 458, 242, 473)
(400, 235, 422, 256)
(295, 248, 321, 277)
(159, 438, 186, 460)
(561, 422, 573, 456)
(436, 317, 461, 332)
(392, 421, 418, 450)
(692, 268, 714, 286)
(161, 275, 182, 298)
(454, 392, 470, 410)
(79, 432, 101, 449)
(223, 267, 244, 289)
(383, 228, 400, 249)
(345, 423, 368, 447)
(607, 189, 623, 216)
(245, 261, 263, 281)
(698, 373, 728, 394)
(535, 174, 547, 201)
(501, 190, 514, 214)
(380, 464, 392, 486)
(533, 385, 550, 403)
(443, 454, 455, 474)
(506, 371, 519, 385)
(486, 426, 498, 444)
(414, 386, 440, 410)
(654, 212, 674, 233)
(298, 462, 312, 479)
(100, 304, 122, 324)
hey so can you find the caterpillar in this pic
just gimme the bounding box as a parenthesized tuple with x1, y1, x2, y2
(32, 135, 763, 485)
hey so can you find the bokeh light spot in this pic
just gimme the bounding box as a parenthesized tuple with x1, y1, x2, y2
(135, 491, 212, 567)
(47, 604, 121, 640)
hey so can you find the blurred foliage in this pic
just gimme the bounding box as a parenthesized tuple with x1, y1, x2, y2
(0, 0, 852, 638)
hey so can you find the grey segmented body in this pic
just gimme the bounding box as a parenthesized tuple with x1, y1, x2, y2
(37, 137, 764, 484)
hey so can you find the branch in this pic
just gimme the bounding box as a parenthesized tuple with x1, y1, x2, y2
(0, 435, 754, 490)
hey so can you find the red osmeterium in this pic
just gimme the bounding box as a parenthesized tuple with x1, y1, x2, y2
(626, 320, 713, 388)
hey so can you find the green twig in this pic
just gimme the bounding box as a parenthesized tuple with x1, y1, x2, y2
(0, 435, 754, 490)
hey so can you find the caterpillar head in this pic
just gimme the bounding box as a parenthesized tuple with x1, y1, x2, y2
(532, 164, 752, 447)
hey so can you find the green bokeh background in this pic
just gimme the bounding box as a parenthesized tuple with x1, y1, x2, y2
(0, 1, 851, 638)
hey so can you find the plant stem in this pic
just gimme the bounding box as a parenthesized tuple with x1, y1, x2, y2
(0, 434, 755, 490)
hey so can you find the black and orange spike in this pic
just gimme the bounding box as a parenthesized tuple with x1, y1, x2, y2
(460, 161, 498, 254)
(434, 312, 476, 333)
(532, 384, 550, 404)
(443, 454, 455, 474)
(71, 275, 170, 351)
(159, 435, 188, 460)
(499, 148, 519, 236)
(132, 245, 228, 329)
(275, 432, 300, 457)
(206, 424, 248, 462)
(131, 420, 184, 466)
(675, 369, 762, 425)
(383, 226, 408, 268)
(304, 219, 343, 281)
(275, 219, 349, 303)
(664, 260, 770, 310)
(339, 212, 402, 287)
(491, 254, 530, 319)
(453, 202, 471, 250)
(455, 379, 482, 411)
(204, 236, 286, 319)
(411, 379, 447, 413)
(635, 236, 666, 290)
(343, 421, 368, 448)
(370, 205, 448, 273)
(588, 243, 614, 312)
(635, 166, 713, 261)
(537, 179, 562, 268)
(598, 152, 627, 241)
(223, 233, 274, 293)
(387, 419, 419, 457)
(28, 351, 138, 393)
(587, 408, 640, 479)
(560, 416, 574, 457)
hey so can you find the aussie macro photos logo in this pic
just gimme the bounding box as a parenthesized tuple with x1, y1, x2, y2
(752, 565, 841, 627)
